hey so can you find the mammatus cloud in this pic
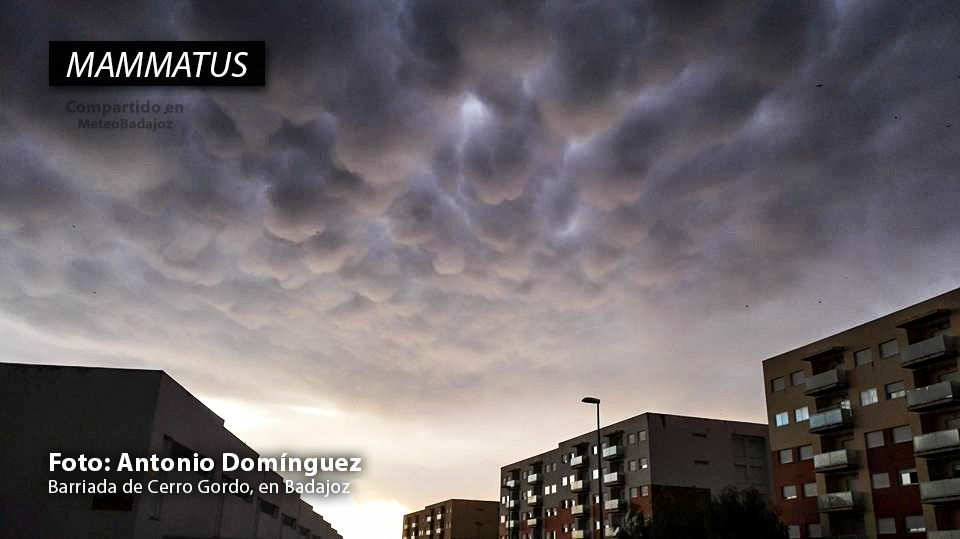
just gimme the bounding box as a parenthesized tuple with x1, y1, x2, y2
(2, 1, 960, 535)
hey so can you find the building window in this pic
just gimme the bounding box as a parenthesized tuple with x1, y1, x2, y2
(779, 449, 794, 464)
(640, 458, 648, 470)
(905, 515, 925, 533)
(641, 485, 649, 496)
(886, 381, 906, 400)
(880, 339, 899, 358)
(803, 482, 817, 497)
(866, 430, 885, 448)
(860, 387, 879, 406)
(790, 370, 805, 386)
(771, 377, 787, 392)
(795, 407, 809, 422)
(799, 445, 814, 461)
(629, 487, 639, 498)
(900, 468, 919, 486)
(808, 523, 822, 537)
(877, 517, 896, 534)
(854, 348, 873, 366)
(628, 460, 637, 472)
(782, 485, 798, 500)
(551, 484, 557, 494)
(892, 425, 913, 444)
(787, 525, 801, 538)
(775, 412, 789, 427)
(627, 433, 636, 445)
(872, 472, 891, 489)
(639, 430, 647, 442)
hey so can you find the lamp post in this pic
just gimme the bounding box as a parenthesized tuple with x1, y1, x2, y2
(581, 397, 603, 539)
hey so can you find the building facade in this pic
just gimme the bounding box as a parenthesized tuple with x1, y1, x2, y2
(763, 287, 960, 538)
(0, 363, 344, 539)
(498, 413, 771, 539)
(402, 499, 499, 539)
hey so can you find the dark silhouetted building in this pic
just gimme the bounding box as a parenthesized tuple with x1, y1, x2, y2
(402, 499, 499, 539)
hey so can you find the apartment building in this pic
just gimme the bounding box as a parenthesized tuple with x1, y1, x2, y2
(0, 363, 344, 539)
(763, 287, 960, 538)
(498, 413, 771, 539)
(401, 499, 499, 539)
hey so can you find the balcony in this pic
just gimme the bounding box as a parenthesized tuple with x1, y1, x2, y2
(915, 429, 960, 458)
(813, 449, 857, 473)
(804, 368, 849, 396)
(902, 335, 959, 369)
(809, 408, 854, 434)
(570, 480, 586, 492)
(570, 454, 586, 468)
(606, 526, 621, 537)
(603, 472, 624, 485)
(527, 495, 541, 506)
(907, 381, 960, 412)
(928, 531, 960, 539)
(504, 479, 518, 489)
(817, 491, 863, 512)
(571, 504, 586, 516)
(605, 498, 624, 512)
(507, 500, 518, 509)
(572, 531, 585, 539)
(526, 518, 539, 528)
(921, 478, 960, 504)
(505, 520, 517, 529)
(602, 445, 622, 459)
(527, 473, 541, 484)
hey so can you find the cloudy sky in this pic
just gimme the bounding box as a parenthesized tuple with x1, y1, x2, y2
(2, 1, 960, 536)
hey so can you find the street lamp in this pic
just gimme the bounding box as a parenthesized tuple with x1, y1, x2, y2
(581, 397, 603, 539)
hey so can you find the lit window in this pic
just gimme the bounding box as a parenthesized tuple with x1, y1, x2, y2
(854, 348, 873, 366)
(629, 487, 638, 498)
(803, 482, 817, 497)
(775, 412, 789, 427)
(893, 425, 913, 444)
(795, 407, 809, 422)
(772, 377, 787, 392)
(641, 485, 649, 496)
(790, 370, 805, 386)
(905, 515, 925, 533)
(900, 468, 918, 486)
(880, 339, 899, 358)
(640, 458, 648, 469)
(861, 388, 879, 406)
(872, 472, 891, 489)
(866, 430, 885, 448)
(779, 449, 794, 464)
(886, 381, 906, 400)
(799, 445, 814, 460)
(782, 485, 797, 500)
(877, 517, 896, 534)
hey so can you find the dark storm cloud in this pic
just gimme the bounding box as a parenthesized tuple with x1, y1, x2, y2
(2, 0, 960, 518)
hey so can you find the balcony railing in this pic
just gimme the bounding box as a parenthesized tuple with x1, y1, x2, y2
(804, 368, 849, 396)
(527, 473, 541, 484)
(527, 495, 541, 505)
(602, 445, 622, 459)
(603, 472, 623, 485)
(604, 498, 624, 512)
(813, 449, 857, 473)
(809, 408, 854, 434)
(817, 491, 863, 512)
(571, 504, 586, 516)
(570, 480, 585, 492)
(928, 531, 960, 539)
(570, 455, 586, 468)
(915, 429, 960, 458)
(921, 478, 960, 504)
(526, 518, 539, 527)
(572, 531, 585, 539)
(907, 380, 960, 412)
(902, 335, 959, 369)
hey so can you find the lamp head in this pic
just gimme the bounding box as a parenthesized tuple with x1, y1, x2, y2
(581, 397, 600, 404)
